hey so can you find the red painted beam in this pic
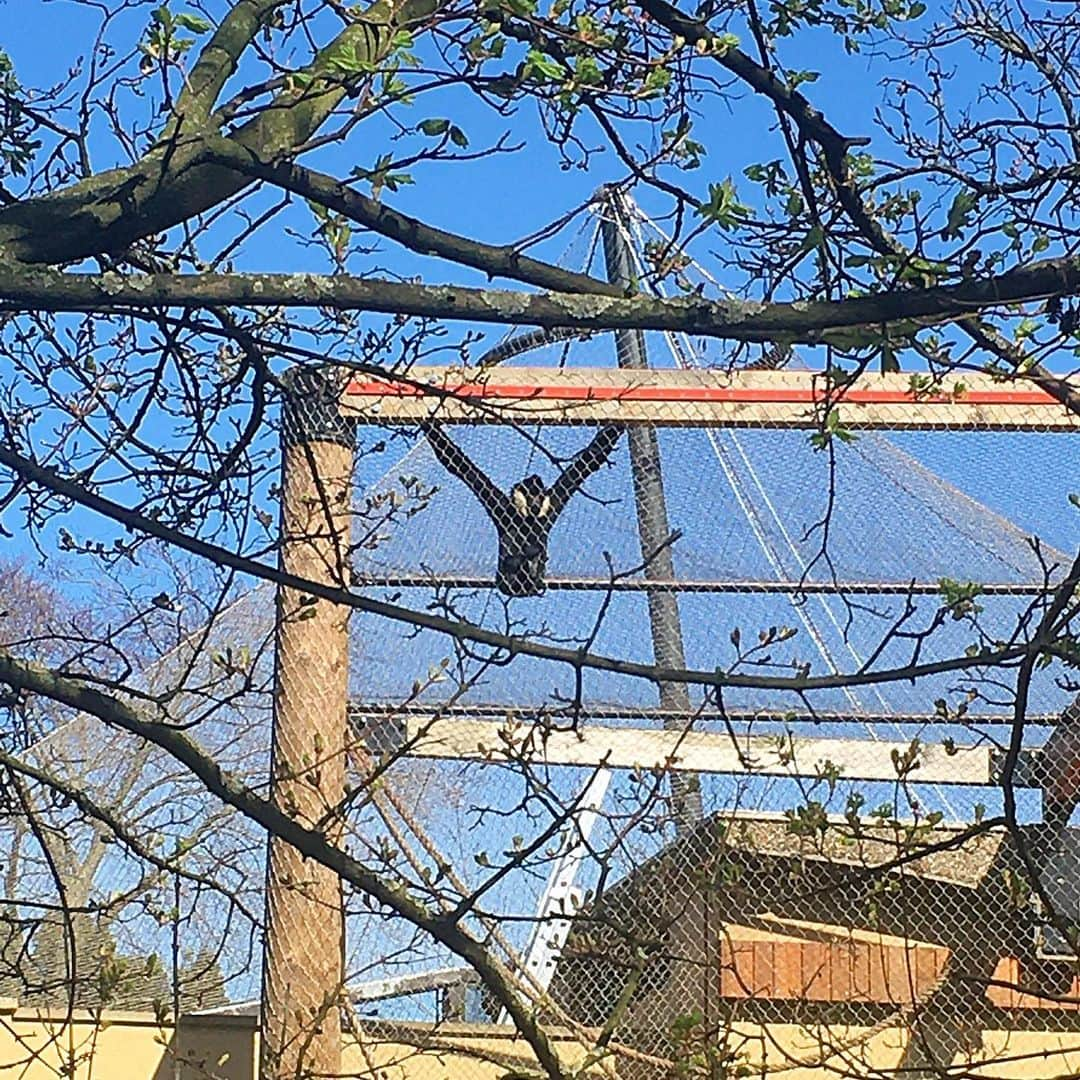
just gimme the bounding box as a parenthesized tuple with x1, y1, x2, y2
(343, 379, 1059, 408)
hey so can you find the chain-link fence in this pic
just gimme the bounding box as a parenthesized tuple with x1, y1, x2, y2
(4, 191, 1080, 1077)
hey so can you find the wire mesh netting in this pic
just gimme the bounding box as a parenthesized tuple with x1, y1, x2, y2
(3, 199, 1080, 1080)
(336, 371, 1080, 1078)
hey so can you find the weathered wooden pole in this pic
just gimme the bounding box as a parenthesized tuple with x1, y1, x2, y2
(599, 188, 703, 831)
(261, 366, 353, 1079)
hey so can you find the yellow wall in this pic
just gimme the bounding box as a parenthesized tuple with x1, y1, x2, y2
(3, 999, 1080, 1079)
(724, 1022, 1080, 1079)
(0, 1001, 587, 1080)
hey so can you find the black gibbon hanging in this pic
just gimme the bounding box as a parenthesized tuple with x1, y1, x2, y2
(423, 422, 622, 597)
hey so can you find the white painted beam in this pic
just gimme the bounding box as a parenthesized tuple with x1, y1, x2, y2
(396, 716, 992, 785)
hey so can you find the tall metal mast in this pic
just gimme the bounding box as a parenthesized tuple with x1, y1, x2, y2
(599, 188, 703, 832)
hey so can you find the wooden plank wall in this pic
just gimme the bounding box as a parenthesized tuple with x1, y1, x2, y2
(717, 932, 1080, 1009)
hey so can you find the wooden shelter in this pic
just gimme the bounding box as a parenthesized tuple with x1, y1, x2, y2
(547, 812, 1080, 1071)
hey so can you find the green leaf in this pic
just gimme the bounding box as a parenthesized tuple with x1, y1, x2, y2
(799, 224, 825, 253)
(524, 48, 565, 81)
(449, 125, 469, 148)
(352, 154, 414, 199)
(418, 118, 450, 136)
(327, 42, 376, 76)
(696, 177, 749, 228)
(944, 191, 977, 240)
(640, 65, 671, 97)
(573, 55, 603, 86)
(1015, 317, 1039, 341)
(382, 172, 413, 193)
(174, 11, 212, 32)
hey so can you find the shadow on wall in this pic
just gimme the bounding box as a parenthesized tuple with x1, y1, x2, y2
(154, 1014, 256, 1080)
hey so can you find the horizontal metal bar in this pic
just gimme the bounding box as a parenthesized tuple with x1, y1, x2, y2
(191, 967, 480, 1017)
(350, 967, 479, 1002)
(353, 575, 1053, 596)
(383, 716, 994, 784)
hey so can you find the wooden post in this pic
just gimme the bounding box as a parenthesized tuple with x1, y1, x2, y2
(261, 367, 353, 1079)
(599, 188, 703, 831)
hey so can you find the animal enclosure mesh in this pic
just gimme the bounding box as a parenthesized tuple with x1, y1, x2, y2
(4, 205, 1080, 1078)
(5, 361, 1080, 1080)
(335, 354, 1080, 1079)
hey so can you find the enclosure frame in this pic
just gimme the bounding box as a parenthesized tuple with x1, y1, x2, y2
(338, 367, 1078, 430)
(264, 361, 1080, 1067)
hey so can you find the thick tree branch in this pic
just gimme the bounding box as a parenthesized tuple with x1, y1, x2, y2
(961, 319, 1080, 416)
(168, 0, 287, 132)
(206, 144, 622, 296)
(0, 1, 437, 266)
(4, 259, 1080, 341)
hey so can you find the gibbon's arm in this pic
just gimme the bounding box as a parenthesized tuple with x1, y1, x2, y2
(422, 422, 507, 521)
(547, 426, 623, 518)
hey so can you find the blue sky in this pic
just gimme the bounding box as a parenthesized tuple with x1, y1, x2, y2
(2, 0, 933, 279)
